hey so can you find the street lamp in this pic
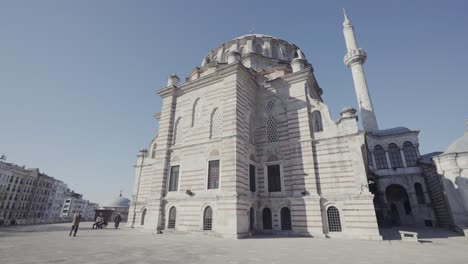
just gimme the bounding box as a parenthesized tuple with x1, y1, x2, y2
(131, 149, 148, 228)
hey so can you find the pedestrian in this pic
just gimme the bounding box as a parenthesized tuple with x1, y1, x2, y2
(92, 214, 104, 229)
(69, 212, 82, 237)
(114, 212, 122, 229)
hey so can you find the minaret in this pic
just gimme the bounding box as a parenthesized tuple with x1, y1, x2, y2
(342, 9, 379, 132)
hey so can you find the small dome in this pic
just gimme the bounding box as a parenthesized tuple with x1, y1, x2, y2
(445, 131, 468, 154)
(102, 195, 130, 208)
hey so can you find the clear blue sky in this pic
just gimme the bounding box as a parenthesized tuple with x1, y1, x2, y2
(0, 1, 467, 204)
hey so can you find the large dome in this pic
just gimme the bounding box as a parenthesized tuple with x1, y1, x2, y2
(201, 34, 306, 68)
(445, 130, 468, 154)
(102, 195, 131, 208)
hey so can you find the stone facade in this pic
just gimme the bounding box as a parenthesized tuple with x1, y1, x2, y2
(129, 21, 383, 238)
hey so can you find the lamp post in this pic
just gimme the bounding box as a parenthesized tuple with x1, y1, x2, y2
(131, 149, 148, 228)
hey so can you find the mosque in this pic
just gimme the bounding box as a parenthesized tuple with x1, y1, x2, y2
(128, 11, 468, 239)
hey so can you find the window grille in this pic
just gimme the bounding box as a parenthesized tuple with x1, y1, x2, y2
(249, 115, 255, 144)
(265, 99, 276, 113)
(168, 207, 176, 229)
(168, 165, 179, 192)
(173, 118, 182, 145)
(403, 141, 418, 167)
(367, 150, 374, 167)
(262, 208, 272, 230)
(207, 160, 220, 189)
(374, 145, 388, 169)
(249, 164, 256, 192)
(388, 143, 404, 168)
(267, 164, 281, 192)
(266, 117, 278, 143)
(249, 207, 255, 231)
(271, 44, 280, 59)
(280, 207, 292, 230)
(327, 206, 342, 232)
(141, 209, 147, 226)
(210, 108, 222, 138)
(192, 98, 201, 127)
(311, 111, 323, 132)
(203, 206, 213, 230)
(414, 183, 425, 204)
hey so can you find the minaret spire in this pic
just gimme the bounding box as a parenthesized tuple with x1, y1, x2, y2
(342, 9, 379, 132)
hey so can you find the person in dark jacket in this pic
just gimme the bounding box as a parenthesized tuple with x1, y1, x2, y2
(114, 213, 122, 229)
(69, 212, 82, 237)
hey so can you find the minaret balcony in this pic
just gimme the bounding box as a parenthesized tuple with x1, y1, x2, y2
(344, 48, 367, 66)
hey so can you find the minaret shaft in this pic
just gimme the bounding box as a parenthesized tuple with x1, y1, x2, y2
(343, 9, 379, 132)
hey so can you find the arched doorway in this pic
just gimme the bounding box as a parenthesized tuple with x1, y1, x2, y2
(280, 207, 292, 231)
(168, 207, 176, 229)
(203, 206, 213, 231)
(262, 208, 272, 230)
(140, 208, 147, 226)
(385, 184, 412, 226)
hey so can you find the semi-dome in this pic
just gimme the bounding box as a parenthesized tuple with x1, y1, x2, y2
(200, 33, 306, 71)
(102, 194, 130, 208)
(445, 129, 468, 154)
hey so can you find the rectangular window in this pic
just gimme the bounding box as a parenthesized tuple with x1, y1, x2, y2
(168, 165, 180, 192)
(249, 164, 256, 192)
(208, 160, 220, 189)
(267, 164, 281, 192)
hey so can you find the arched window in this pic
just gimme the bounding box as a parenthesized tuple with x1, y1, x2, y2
(254, 44, 263, 54)
(168, 206, 176, 229)
(249, 115, 255, 144)
(249, 207, 255, 231)
(403, 141, 418, 167)
(266, 116, 278, 143)
(280, 207, 292, 231)
(173, 117, 182, 145)
(415, 183, 425, 204)
(311, 111, 323, 132)
(192, 98, 201, 127)
(210, 108, 221, 138)
(151, 143, 157, 159)
(203, 206, 213, 231)
(262, 208, 272, 230)
(327, 206, 342, 232)
(374, 145, 388, 169)
(368, 150, 374, 167)
(141, 208, 147, 226)
(388, 143, 403, 168)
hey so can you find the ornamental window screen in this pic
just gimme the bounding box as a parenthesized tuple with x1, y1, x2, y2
(388, 143, 404, 168)
(254, 44, 263, 54)
(265, 98, 276, 113)
(249, 115, 255, 144)
(210, 108, 222, 138)
(203, 206, 213, 230)
(374, 145, 388, 169)
(403, 141, 418, 167)
(262, 208, 272, 230)
(207, 160, 220, 189)
(266, 117, 278, 143)
(267, 164, 281, 192)
(168, 207, 176, 229)
(327, 206, 342, 232)
(249, 164, 256, 192)
(192, 99, 201, 127)
(311, 111, 323, 132)
(415, 183, 426, 204)
(280, 207, 292, 231)
(168, 165, 180, 192)
(173, 118, 182, 145)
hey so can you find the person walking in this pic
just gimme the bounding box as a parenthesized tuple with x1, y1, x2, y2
(69, 212, 82, 237)
(114, 212, 122, 229)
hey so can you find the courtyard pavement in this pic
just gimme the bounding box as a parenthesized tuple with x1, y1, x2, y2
(1, 223, 468, 264)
